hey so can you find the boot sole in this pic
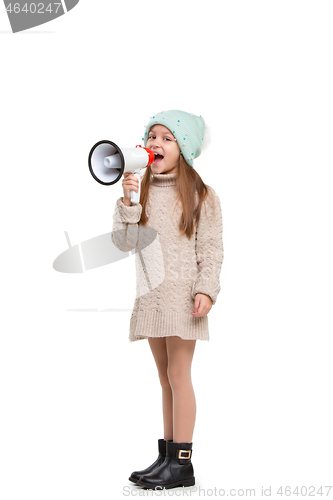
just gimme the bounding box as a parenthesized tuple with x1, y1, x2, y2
(137, 476, 195, 490)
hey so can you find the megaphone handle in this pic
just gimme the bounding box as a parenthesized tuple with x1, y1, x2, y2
(130, 172, 141, 205)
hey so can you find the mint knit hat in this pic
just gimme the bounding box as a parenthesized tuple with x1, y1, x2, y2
(143, 110, 205, 167)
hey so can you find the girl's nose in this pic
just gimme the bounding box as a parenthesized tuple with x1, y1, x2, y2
(151, 137, 161, 147)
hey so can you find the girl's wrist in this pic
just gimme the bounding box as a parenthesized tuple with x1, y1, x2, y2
(122, 197, 132, 206)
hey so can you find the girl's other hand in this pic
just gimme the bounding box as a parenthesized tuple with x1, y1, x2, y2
(122, 172, 139, 205)
(191, 293, 212, 317)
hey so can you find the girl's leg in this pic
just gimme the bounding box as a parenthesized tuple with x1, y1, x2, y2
(148, 337, 173, 440)
(165, 336, 196, 443)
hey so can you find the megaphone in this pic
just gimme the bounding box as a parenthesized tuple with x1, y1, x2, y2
(88, 140, 155, 204)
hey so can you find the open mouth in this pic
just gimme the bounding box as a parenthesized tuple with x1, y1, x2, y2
(153, 153, 164, 165)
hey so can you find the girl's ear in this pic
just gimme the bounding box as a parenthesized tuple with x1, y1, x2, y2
(201, 123, 211, 152)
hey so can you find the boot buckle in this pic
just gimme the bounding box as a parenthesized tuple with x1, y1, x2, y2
(178, 449, 191, 459)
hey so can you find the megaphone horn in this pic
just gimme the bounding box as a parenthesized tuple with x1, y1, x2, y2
(88, 140, 124, 186)
(88, 140, 155, 204)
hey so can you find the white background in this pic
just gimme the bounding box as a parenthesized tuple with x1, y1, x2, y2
(1, 1, 332, 498)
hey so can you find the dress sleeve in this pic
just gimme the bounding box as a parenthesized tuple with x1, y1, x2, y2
(111, 197, 142, 252)
(191, 186, 224, 305)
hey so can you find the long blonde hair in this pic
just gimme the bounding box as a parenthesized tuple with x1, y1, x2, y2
(139, 155, 209, 239)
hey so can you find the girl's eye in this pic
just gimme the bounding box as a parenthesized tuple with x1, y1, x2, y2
(147, 135, 173, 141)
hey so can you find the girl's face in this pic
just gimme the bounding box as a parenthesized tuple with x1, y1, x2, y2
(146, 125, 181, 175)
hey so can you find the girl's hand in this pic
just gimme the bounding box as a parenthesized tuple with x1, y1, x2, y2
(191, 293, 212, 317)
(122, 172, 139, 204)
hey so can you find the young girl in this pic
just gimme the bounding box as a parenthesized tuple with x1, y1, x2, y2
(111, 110, 224, 490)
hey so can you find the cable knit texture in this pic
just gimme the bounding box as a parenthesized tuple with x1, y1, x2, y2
(111, 172, 224, 342)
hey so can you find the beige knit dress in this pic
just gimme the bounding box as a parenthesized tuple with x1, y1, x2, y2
(111, 172, 224, 342)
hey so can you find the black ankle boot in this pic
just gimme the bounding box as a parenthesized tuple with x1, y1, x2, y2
(129, 439, 171, 484)
(136, 441, 195, 490)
